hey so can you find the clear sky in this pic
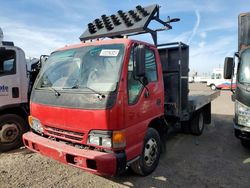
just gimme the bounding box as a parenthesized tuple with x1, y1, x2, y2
(1, 0, 250, 75)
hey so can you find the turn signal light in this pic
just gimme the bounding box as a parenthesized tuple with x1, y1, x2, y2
(112, 130, 126, 149)
(28, 115, 33, 127)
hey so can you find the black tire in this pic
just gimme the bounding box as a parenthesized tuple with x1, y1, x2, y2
(190, 111, 204, 136)
(0, 114, 29, 152)
(241, 139, 250, 149)
(210, 84, 216, 91)
(130, 128, 161, 176)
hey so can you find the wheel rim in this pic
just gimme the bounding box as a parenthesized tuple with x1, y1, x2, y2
(144, 138, 158, 167)
(198, 113, 204, 131)
(211, 85, 216, 90)
(0, 123, 20, 143)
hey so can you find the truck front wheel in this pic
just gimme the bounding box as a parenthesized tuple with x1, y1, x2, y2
(190, 111, 204, 136)
(0, 114, 29, 152)
(130, 128, 161, 176)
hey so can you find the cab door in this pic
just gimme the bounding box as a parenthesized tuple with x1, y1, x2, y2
(124, 45, 164, 159)
(0, 48, 21, 107)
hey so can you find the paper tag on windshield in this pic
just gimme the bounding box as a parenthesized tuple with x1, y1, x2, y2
(100, 49, 119, 57)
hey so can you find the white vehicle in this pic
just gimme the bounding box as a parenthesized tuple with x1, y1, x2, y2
(0, 28, 41, 151)
(193, 76, 209, 83)
(206, 68, 235, 90)
(188, 76, 194, 83)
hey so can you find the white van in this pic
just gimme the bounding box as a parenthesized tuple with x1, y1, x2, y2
(207, 68, 235, 90)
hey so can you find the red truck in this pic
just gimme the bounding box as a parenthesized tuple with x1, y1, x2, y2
(23, 4, 219, 176)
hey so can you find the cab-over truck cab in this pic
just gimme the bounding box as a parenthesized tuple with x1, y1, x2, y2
(0, 28, 42, 152)
(23, 39, 165, 175)
(224, 12, 250, 147)
(0, 38, 30, 151)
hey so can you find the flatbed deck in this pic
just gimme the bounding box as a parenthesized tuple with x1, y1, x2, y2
(189, 90, 220, 111)
(164, 87, 220, 121)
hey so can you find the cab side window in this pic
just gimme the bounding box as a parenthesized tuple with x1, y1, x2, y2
(127, 50, 143, 104)
(127, 47, 157, 104)
(211, 73, 215, 79)
(0, 50, 16, 76)
(145, 49, 157, 82)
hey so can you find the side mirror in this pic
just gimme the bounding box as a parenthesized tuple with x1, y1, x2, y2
(224, 57, 234, 79)
(142, 76, 148, 86)
(40, 55, 49, 66)
(135, 45, 145, 77)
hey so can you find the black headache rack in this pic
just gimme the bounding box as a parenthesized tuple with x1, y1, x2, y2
(79, 4, 180, 45)
(158, 42, 189, 120)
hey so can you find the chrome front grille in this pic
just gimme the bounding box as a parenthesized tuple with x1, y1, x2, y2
(44, 126, 84, 142)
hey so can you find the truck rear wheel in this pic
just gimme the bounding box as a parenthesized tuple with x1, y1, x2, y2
(130, 128, 161, 176)
(190, 111, 204, 136)
(0, 114, 29, 152)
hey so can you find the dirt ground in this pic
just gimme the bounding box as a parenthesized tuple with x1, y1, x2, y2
(1, 83, 250, 188)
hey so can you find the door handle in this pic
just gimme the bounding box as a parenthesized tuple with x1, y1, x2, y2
(12, 87, 19, 98)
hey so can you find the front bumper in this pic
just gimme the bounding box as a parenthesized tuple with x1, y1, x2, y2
(23, 132, 126, 176)
(234, 124, 250, 140)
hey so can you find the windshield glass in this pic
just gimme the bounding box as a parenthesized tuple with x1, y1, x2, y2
(239, 48, 250, 84)
(35, 44, 125, 92)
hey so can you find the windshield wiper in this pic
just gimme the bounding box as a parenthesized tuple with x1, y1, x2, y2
(37, 85, 61, 97)
(63, 84, 105, 99)
(62, 85, 79, 89)
(84, 86, 105, 98)
(48, 86, 61, 97)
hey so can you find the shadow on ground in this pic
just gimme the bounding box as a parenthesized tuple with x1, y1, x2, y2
(106, 114, 250, 188)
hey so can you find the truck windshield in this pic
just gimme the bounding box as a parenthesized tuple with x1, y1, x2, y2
(35, 44, 125, 92)
(239, 48, 250, 84)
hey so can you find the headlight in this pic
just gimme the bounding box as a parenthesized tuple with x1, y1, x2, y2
(28, 116, 44, 134)
(88, 130, 112, 148)
(235, 101, 250, 127)
(87, 130, 126, 149)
